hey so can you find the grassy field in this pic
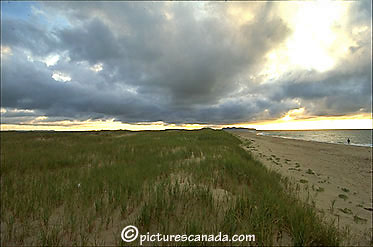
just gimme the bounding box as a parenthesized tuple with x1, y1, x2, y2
(1, 129, 341, 246)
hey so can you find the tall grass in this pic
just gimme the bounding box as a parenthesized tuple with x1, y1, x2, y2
(1, 129, 341, 246)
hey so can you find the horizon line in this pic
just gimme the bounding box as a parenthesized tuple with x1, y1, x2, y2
(1, 128, 372, 132)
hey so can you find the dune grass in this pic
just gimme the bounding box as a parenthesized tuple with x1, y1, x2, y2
(1, 129, 341, 246)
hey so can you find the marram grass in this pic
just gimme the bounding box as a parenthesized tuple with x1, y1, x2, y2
(1, 129, 341, 246)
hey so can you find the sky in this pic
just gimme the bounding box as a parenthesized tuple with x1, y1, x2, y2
(1, 1, 372, 131)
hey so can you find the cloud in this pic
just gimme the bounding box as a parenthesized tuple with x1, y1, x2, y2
(58, 18, 124, 65)
(2, 18, 58, 57)
(1, 1, 371, 126)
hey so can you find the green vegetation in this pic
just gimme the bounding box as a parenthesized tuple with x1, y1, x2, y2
(330, 200, 337, 214)
(1, 129, 341, 246)
(341, 188, 349, 193)
(306, 169, 315, 175)
(338, 194, 348, 201)
(243, 140, 252, 148)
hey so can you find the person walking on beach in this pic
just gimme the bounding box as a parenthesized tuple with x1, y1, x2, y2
(347, 138, 350, 144)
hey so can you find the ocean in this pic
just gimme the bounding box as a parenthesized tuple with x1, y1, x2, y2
(256, 129, 372, 147)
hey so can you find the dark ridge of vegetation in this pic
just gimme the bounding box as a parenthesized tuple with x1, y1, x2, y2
(1, 129, 341, 246)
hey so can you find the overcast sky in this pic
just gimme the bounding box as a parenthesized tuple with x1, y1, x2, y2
(1, 1, 372, 129)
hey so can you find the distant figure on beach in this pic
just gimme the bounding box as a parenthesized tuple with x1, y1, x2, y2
(347, 138, 350, 144)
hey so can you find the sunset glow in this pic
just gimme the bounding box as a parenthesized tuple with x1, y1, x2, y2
(1, 113, 371, 131)
(1, 1, 371, 131)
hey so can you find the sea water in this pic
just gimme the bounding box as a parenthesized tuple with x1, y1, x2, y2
(256, 129, 372, 147)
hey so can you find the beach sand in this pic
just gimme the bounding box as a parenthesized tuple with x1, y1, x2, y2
(232, 131, 372, 246)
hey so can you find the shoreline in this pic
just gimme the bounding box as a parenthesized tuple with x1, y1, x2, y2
(231, 131, 372, 246)
(255, 132, 373, 148)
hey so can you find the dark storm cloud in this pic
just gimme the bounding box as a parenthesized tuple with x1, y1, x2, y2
(1, 1, 371, 126)
(58, 19, 123, 64)
(2, 49, 163, 123)
(259, 68, 370, 117)
(45, 2, 290, 108)
(348, 0, 371, 26)
(2, 18, 58, 57)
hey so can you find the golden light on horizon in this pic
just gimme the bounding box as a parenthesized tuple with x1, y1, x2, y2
(281, 108, 305, 122)
(237, 113, 372, 131)
(0, 119, 207, 132)
(1, 113, 371, 132)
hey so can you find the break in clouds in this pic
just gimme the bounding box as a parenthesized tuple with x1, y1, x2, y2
(1, 1, 371, 126)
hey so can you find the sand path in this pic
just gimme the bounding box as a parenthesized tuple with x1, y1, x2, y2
(232, 131, 372, 246)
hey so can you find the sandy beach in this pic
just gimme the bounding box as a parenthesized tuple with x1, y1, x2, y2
(233, 131, 372, 246)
